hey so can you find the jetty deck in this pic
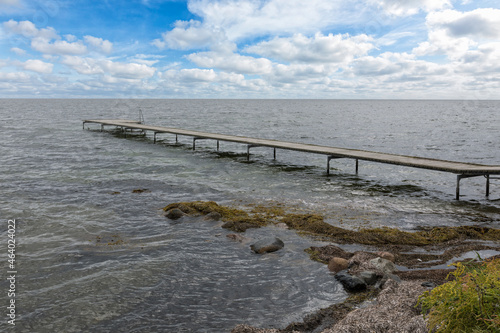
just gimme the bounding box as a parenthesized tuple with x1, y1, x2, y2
(83, 119, 500, 200)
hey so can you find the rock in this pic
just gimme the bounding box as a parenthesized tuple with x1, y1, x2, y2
(250, 237, 284, 254)
(370, 257, 397, 274)
(328, 257, 349, 273)
(377, 251, 396, 262)
(165, 208, 185, 220)
(359, 271, 382, 285)
(348, 251, 378, 267)
(307, 245, 352, 264)
(325, 280, 428, 333)
(222, 221, 260, 232)
(275, 223, 289, 229)
(335, 270, 367, 292)
(204, 211, 222, 221)
(421, 281, 437, 288)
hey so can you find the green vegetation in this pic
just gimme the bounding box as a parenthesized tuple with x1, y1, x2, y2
(418, 257, 500, 333)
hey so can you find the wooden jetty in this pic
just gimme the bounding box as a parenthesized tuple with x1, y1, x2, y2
(83, 119, 500, 200)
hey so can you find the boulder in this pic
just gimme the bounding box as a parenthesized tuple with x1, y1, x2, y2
(335, 270, 367, 292)
(328, 257, 349, 273)
(359, 271, 382, 285)
(250, 237, 284, 254)
(165, 208, 185, 220)
(204, 211, 222, 221)
(370, 257, 397, 275)
(377, 251, 396, 262)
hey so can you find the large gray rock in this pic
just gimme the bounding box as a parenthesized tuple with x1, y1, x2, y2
(250, 237, 284, 254)
(335, 270, 367, 292)
(370, 257, 397, 274)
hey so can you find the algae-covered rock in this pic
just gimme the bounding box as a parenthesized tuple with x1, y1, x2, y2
(250, 237, 284, 254)
(165, 208, 185, 220)
(222, 221, 260, 232)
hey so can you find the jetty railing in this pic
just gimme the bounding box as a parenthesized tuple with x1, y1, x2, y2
(83, 119, 500, 200)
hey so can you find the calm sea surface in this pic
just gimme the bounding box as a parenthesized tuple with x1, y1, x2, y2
(1, 99, 500, 332)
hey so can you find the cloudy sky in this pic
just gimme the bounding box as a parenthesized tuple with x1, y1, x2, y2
(1, 0, 499, 98)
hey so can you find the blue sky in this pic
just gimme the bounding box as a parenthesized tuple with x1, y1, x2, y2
(1, 0, 500, 98)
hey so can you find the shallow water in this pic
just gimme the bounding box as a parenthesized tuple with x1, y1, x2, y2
(1, 99, 500, 332)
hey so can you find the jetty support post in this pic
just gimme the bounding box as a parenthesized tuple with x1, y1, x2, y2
(247, 144, 261, 161)
(327, 155, 344, 175)
(486, 174, 490, 197)
(356, 159, 359, 174)
(456, 174, 489, 200)
(217, 140, 220, 151)
(154, 132, 158, 144)
(193, 137, 211, 150)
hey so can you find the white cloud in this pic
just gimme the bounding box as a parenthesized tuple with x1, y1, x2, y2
(414, 9, 500, 60)
(61, 56, 156, 79)
(22, 59, 53, 74)
(31, 37, 88, 55)
(187, 0, 351, 41)
(431, 8, 500, 39)
(84, 35, 113, 54)
(187, 51, 272, 74)
(0, 71, 30, 81)
(3, 20, 57, 39)
(153, 19, 227, 50)
(369, 0, 451, 16)
(246, 33, 374, 64)
(10, 47, 25, 55)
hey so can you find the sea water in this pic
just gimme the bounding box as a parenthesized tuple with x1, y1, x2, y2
(1, 99, 499, 332)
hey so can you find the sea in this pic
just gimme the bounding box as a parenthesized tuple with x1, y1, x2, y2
(1, 99, 500, 332)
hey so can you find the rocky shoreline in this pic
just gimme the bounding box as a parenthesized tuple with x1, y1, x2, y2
(162, 200, 500, 333)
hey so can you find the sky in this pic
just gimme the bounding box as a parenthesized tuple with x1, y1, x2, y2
(0, 0, 500, 99)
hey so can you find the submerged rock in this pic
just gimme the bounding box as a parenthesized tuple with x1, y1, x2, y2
(335, 270, 367, 292)
(226, 233, 248, 243)
(222, 221, 260, 232)
(250, 237, 284, 254)
(204, 211, 222, 221)
(165, 208, 185, 220)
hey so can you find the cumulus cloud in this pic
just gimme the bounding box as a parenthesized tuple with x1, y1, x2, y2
(246, 33, 374, 64)
(84, 36, 113, 53)
(187, 0, 352, 41)
(414, 9, 500, 60)
(4, 20, 113, 56)
(187, 51, 272, 74)
(153, 20, 227, 50)
(369, 0, 451, 16)
(3, 20, 57, 39)
(10, 47, 25, 55)
(61, 56, 156, 79)
(22, 59, 53, 74)
(31, 37, 88, 55)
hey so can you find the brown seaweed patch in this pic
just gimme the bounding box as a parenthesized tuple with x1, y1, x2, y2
(163, 201, 269, 232)
(282, 213, 500, 246)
